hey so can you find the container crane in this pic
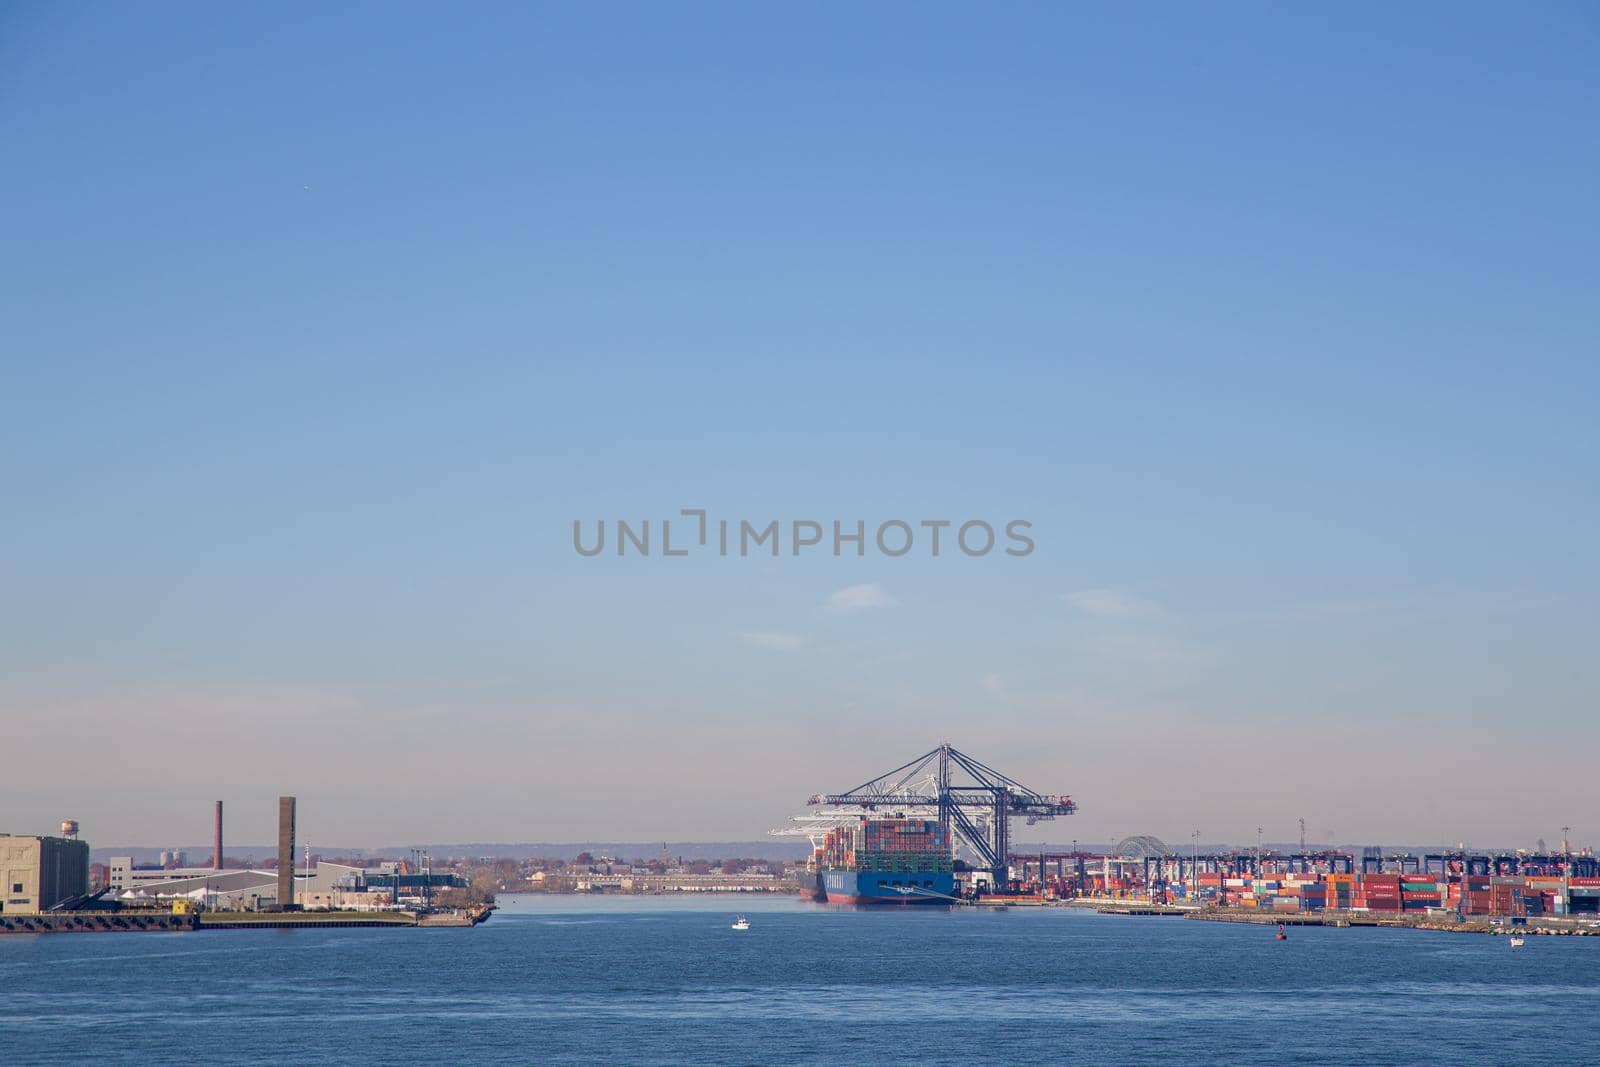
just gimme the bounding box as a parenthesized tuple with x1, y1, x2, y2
(803, 742, 1076, 887)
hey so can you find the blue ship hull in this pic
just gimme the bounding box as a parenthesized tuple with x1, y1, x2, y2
(822, 869, 956, 904)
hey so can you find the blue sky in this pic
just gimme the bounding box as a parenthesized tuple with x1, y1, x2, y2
(2, 3, 1596, 849)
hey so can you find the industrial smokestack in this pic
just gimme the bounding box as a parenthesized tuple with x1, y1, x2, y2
(213, 800, 224, 870)
(277, 796, 296, 908)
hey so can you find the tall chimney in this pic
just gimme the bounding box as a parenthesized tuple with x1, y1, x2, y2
(213, 800, 224, 870)
(277, 796, 296, 908)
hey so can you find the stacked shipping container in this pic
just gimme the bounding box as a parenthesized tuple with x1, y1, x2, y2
(814, 819, 953, 874)
(1194, 872, 1590, 917)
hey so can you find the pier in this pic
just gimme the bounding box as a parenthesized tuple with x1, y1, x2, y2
(0, 911, 198, 935)
(200, 904, 494, 929)
(1, 904, 494, 935)
(1183, 907, 1600, 936)
(1094, 904, 1187, 916)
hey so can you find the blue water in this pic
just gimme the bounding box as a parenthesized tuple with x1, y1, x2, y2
(4, 895, 1594, 1065)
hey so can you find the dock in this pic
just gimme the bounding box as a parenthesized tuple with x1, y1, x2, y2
(200, 904, 494, 929)
(1185, 907, 1600, 935)
(1186, 908, 1330, 926)
(200, 912, 420, 929)
(1, 911, 198, 935)
(1, 904, 494, 935)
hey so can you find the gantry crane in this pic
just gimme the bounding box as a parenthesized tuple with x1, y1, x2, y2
(797, 742, 1076, 887)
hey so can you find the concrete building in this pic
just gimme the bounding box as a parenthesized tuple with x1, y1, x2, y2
(1, 834, 90, 914)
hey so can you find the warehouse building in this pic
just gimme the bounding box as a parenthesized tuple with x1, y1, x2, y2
(113, 861, 414, 910)
(108, 858, 242, 891)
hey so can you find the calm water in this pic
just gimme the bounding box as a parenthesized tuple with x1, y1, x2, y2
(4, 895, 1594, 1064)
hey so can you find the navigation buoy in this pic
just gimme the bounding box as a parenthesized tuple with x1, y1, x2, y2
(1275, 923, 1288, 941)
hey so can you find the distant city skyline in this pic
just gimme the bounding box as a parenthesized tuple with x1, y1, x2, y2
(3, 4, 1596, 846)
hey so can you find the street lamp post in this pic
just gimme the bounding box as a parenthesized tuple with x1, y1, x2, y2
(1191, 830, 1200, 901)
(1562, 825, 1572, 917)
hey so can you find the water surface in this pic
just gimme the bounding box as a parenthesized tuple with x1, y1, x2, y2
(4, 895, 1591, 1064)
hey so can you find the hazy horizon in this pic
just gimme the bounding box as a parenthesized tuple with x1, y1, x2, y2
(86, 838, 1569, 863)
(4, 5, 1596, 849)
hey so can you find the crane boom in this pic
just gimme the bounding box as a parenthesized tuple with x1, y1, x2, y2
(797, 742, 1077, 884)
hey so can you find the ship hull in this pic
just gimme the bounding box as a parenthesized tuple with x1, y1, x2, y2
(823, 869, 955, 904)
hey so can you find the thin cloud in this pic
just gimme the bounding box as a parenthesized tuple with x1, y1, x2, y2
(826, 582, 896, 612)
(739, 631, 807, 651)
(1063, 588, 1161, 619)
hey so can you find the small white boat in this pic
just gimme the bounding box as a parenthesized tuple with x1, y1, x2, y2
(1509, 935, 1525, 947)
(731, 916, 750, 931)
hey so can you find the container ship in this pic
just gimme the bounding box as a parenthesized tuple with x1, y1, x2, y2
(815, 818, 956, 904)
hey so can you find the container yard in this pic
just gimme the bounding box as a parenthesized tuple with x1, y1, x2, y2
(775, 744, 1599, 935)
(1004, 841, 1600, 919)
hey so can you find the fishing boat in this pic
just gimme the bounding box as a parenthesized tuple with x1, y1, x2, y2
(1509, 935, 1525, 947)
(731, 916, 750, 931)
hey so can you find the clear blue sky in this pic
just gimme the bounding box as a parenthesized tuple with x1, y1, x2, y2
(2, 3, 1596, 849)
